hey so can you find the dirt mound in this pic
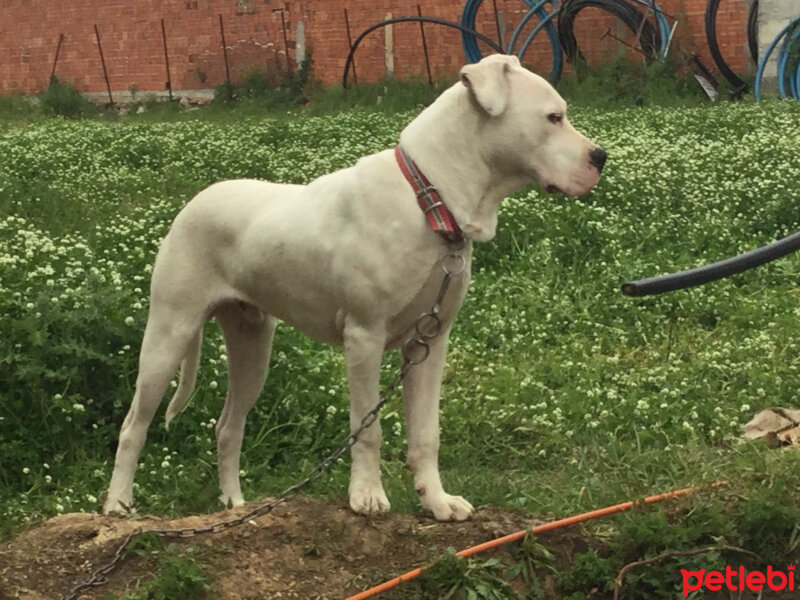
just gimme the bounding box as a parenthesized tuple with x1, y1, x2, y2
(0, 496, 556, 600)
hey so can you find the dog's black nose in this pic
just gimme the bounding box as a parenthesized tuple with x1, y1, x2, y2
(589, 147, 607, 173)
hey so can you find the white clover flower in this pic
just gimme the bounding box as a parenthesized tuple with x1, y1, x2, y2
(124, 316, 135, 326)
(72, 403, 85, 413)
(22, 467, 30, 474)
(209, 381, 218, 390)
(45, 475, 52, 483)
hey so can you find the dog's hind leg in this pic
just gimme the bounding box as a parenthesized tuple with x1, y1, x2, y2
(214, 301, 276, 508)
(103, 306, 206, 514)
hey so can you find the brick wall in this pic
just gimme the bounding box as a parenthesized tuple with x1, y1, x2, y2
(0, 0, 750, 96)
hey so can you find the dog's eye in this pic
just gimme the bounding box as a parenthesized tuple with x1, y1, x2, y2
(548, 113, 563, 124)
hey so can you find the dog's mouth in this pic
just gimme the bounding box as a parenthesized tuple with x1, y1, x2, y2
(545, 184, 566, 195)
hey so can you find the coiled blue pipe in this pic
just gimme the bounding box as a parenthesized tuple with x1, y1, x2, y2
(632, 0, 672, 58)
(460, 0, 670, 86)
(460, 0, 563, 84)
(755, 14, 800, 101)
(651, 1, 672, 58)
(777, 24, 800, 99)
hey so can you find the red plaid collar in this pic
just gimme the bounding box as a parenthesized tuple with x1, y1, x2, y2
(395, 145, 463, 242)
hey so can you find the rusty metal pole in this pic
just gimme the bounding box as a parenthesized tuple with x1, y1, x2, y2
(93, 24, 114, 106)
(160, 18, 173, 101)
(344, 8, 358, 85)
(416, 5, 433, 86)
(279, 9, 291, 72)
(492, 0, 504, 50)
(50, 33, 64, 82)
(219, 14, 231, 83)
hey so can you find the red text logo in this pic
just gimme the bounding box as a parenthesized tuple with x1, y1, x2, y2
(682, 565, 796, 596)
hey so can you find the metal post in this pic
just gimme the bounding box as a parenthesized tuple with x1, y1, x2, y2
(93, 24, 113, 106)
(219, 14, 231, 83)
(417, 5, 433, 86)
(600, 28, 649, 57)
(279, 9, 291, 72)
(50, 33, 64, 82)
(344, 8, 358, 85)
(492, 0, 504, 50)
(161, 18, 173, 101)
(633, 9, 648, 54)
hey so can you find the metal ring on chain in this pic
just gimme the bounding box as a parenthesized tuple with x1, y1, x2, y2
(403, 337, 431, 365)
(442, 252, 466, 275)
(415, 311, 443, 339)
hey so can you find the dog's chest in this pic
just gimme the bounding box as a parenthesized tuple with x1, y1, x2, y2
(384, 251, 472, 349)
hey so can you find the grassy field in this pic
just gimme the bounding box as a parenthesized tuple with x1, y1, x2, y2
(1, 93, 800, 598)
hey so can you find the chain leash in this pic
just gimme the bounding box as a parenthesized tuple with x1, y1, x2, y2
(58, 239, 466, 600)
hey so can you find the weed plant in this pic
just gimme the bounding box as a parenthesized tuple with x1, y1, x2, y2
(40, 77, 98, 119)
(212, 54, 315, 109)
(104, 536, 216, 600)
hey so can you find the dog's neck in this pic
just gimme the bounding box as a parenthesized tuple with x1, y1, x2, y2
(398, 84, 531, 242)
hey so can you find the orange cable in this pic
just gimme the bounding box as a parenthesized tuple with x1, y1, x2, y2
(345, 481, 727, 600)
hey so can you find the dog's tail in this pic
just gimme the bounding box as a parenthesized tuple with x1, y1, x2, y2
(165, 329, 203, 429)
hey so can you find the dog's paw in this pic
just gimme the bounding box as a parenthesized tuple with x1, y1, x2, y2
(220, 493, 245, 509)
(422, 492, 474, 521)
(102, 497, 136, 516)
(349, 484, 391, 515)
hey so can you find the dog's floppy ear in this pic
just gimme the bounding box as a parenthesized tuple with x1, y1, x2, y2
(459, 54, 519, 117)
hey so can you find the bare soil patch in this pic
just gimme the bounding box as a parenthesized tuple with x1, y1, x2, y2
(0, 496, 569, 600)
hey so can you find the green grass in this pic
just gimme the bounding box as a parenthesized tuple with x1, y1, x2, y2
(0, 87, 799, 595)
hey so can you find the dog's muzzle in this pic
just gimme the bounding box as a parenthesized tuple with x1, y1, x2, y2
(589, 147, 608, 173)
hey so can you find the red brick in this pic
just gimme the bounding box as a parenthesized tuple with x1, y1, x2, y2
(0, 0, 747, 94)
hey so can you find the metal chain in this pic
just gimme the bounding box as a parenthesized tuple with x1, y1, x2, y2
(58, 238, 467, 600)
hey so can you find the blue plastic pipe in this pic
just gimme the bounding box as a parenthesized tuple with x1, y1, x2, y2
(755, 14, 800, 101)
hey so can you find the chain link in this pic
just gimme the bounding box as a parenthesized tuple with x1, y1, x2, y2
(58, 238, 466, 600)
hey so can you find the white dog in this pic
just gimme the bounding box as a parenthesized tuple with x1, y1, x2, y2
(103, 54, 606, 521)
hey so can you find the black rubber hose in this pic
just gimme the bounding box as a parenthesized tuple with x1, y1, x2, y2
(747, 0, 759, 64)
(342, 16, 505, 88)
(621, 230, 800, 296)
(557, 0, 662, 63)
(705, 0, 748, 94)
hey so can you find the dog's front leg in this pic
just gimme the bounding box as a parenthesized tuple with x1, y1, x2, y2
(403, 327, 474, 521)
(343, 318, 391, 515)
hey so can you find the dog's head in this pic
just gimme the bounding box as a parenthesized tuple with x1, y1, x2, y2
(459, 54, 605, 197)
